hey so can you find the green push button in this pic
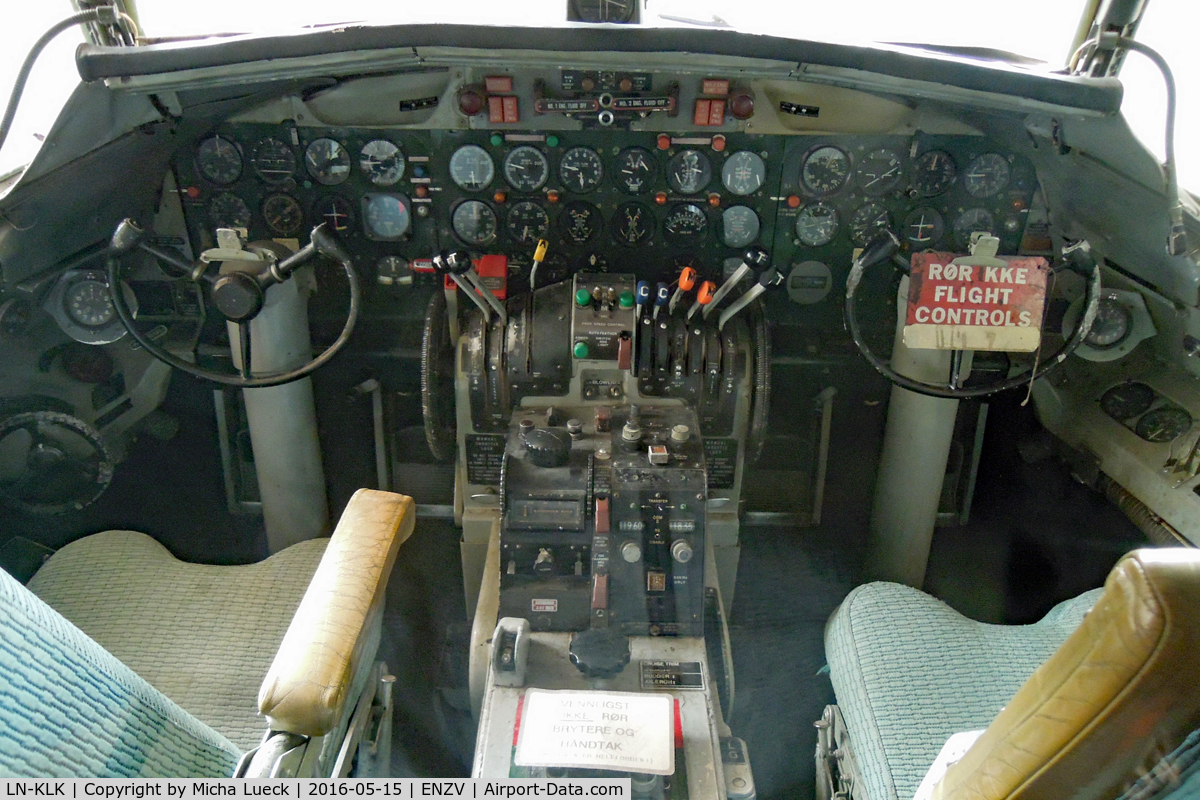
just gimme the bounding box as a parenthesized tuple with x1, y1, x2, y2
(573, 341, 590, 359)
(575, 288, 592, 307)
(546, 134, 560, 147)
(618, 290, 635, 309)
(489, 133, 504, 147)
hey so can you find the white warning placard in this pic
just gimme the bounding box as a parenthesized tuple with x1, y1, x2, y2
(514, 689, 676, 775)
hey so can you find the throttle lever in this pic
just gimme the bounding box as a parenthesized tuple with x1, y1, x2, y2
(449, 250, 507, 324)
(717, 267, 783, 330)
(668, 267, 697, 314)
(434, 252, 493, 323)
(686, 281, 717, 320)
(703, 246, 770, 320)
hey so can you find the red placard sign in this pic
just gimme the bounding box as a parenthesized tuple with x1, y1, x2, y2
(904, 251, 1049, 351)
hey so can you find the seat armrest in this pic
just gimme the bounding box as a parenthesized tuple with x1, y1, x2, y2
(258, 489, 415, 737)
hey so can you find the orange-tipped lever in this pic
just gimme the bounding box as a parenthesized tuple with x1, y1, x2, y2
(687, 280, 717, 320)
(668, 267, 697, 314)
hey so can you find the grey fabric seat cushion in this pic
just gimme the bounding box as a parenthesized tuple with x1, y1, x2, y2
(825, 582, 1103, 800)
(29, 531, 327, 751)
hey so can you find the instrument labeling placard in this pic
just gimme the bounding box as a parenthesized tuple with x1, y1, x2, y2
(465, 434, 506, 485)
(515, 689, 675, 775)
(904, 252, 1049, 351)
(641, 660, 704, 689)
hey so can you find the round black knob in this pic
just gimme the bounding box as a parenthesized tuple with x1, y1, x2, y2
(569, 627, 631, 678)
(523, 428, 571, 468)
(430, 252, 450, 275)
(744, 245, 771, 269)
(211, 272, 264, 322)
(446, 251, 474, 275)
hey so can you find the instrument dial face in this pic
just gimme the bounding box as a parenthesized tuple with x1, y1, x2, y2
(262, 194, 303, 236)
(795, 202, 839, 247)
(721, 151, 766, 196)
(65, 279, 115, 328)
(560, 202, 601, 244)
(615, 147, 656, 194)
(558, 147, 604, 193)
(1085, 297, 1133, 349)
(666, 149, 712, 195)
(913, 150, 957, 197)
(359, 140, 405, 186)
(953, 208, 995, 249)
(305, 138, 351, 185)
(612, 202, 655, 246)
(850, 202, 892, 246)
(903, 207, 945, 250)
(452, 200, 498, 245)
(801, 145, 851, 196)
(663, 203, 708, 246)
(313, 195, 354, 233)
(250, 137, 295, 184)
(195, 134, 243, 185)
(503, 146, 550, 192)
(721, 206, 760, 249)
(1135, 407, 1193, 443)
(964, 153, 1011, 198)
(208, 192, 251, 230)
(855, 148, 904, 195)
(505, 201, 550, 244)
(448, 145, 495, 191)
(363, 194, 411, 240)
(1101, 382, 1157, 421)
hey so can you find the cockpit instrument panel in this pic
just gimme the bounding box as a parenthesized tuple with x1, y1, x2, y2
(173, 117, 1039, 314)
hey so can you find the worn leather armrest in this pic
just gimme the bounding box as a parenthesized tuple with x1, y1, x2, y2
(258, 489, 415, 737)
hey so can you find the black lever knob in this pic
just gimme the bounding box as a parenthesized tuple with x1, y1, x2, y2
(446, 251, 475, 275)
(110, 218, 145, 254)
(743, 245, 771, 269)
(859, 230, 901, 269)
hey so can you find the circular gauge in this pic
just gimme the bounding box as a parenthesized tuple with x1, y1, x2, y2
(558, 147, 604, 193)
(903, 207, 945, 250)
(262, 194, 303, 236)
(250, 137, 295, 185)
(452, 200, 498, 245)
(64, 279, 115, 328)
(663, 203, 708, 246)
(850, 202, 892, 246)
(855, 148, 904, 195)
(195, 134, 243, 185)
(913, 150, 957, 197)
(560, 202, 602, 245)
(359, 140, 405, 186)
(953, 208, 995, 249)
(1101, 382, 1157, 421)
(795, 202, 839, 247)
(721, 151, 766, 196)
(721, 206, 760, 249)
(1085, 297, 1133, 350)
(612, 202, 655, 247)
(506, 201, 550, 244)
(1135, 407, 1193, 443)
(666, 150, 713, 195)
(801, 145, 851, 196)
(503, 146, 550, 192)
(615, 147, 656, 194)
(363, 194, 411, 240)
(313, 195, 354, 233)
(208, 192, 251, 229)
(964, 153, 1011, 198)
(448, 145, 495, 191)
(304, 138, 351, 186)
